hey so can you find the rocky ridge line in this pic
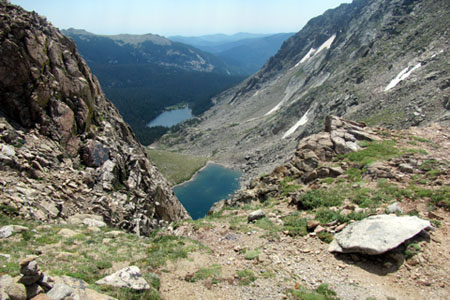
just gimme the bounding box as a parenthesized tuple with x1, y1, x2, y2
(0, 1, 190, 234)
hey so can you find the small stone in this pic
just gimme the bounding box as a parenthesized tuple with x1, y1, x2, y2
(307, 220, 320, 231)
(26, 284, 44, 299)
(335, 223, 347, 232)
(86, 226, 101, 233)
(82, 218, 106, 228)
(406, 255, 420, 266)
(314, 225, 326, 234)
(38, 274, 54, 291)
(1, 275, 27, 300)
(247, 209, 265, 222)
(0, 226, 14, 239)
(20, 260, 40, 276)
(0, 144, 15, 157)
(30, 294, 52, 300)
(387, 202, 403, 214)
(96, 266, 150, 290)
(399, 163, 414, 173)
(105, 231, 123, 238)
(19, 256, 39, 267)
(57, 229, 79, 238)
(46, 282, 73, 300)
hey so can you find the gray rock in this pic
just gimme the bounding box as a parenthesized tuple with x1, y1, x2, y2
(329, 215, 431, 255)
(53, 275, 116, 300)
(0, 144, 15, 157)
(25, 283, 44, 299)
(247, 209, 266, 222)
(387, 202, 403, 214)
(0, 275, 27, 300)
(0, 225, 28, 239)
(0, 226, 13, 239)
(399, 163, 414, 173)
(95, 266, 150, 291)
(46, 282, 73, 300)
(82, 218, 106, 228)
(57, 229, 79, 238)
(81, 141, 110, 168)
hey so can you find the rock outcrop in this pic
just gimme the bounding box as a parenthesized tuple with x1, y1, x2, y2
(328, 215, 431, 254)
(0, 2, 189, 234)
(227, 116, 380, 205)
(96, 266, 150, 291)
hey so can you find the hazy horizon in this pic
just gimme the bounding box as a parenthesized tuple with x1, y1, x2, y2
(11, 0, 352, 37)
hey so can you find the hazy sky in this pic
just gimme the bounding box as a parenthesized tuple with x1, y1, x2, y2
(11, 0, 352, 36)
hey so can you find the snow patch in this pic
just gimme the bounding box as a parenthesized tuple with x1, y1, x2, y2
(316, 34, 336, 54)
(253, 90, 260, 97)
(265, 100, 284, 116)
(293, 34, 336, 67)
(296, 48, 316, 66)
(385, 63, 422, 91)
(282, 108, 312, 139)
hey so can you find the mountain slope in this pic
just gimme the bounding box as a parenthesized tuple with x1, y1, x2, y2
(0, 2, 189, 234)
(62, 29, 245, 145)
(170, 33, 295, 75)
(159, 0, 450, 179)
(169, 33, 271, 51)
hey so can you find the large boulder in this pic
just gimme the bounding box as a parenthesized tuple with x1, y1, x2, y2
(329, 215, 431, 255)
(96, 266, 150, 291)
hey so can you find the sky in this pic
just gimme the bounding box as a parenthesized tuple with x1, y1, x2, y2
(11, 0, 352, 37)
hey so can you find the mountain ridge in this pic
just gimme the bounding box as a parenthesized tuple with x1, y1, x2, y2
(158, 0, 450, 180)
(0, 1, 190, 234)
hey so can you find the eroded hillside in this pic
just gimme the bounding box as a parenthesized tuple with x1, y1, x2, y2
(158, 0, 450, 179)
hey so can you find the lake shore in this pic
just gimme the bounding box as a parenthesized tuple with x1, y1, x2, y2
(173, 160, 239, 188)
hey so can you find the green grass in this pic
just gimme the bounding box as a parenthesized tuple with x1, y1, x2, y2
(244, 249, 260, 260)
(317, 232, 334, 244)
(282, 213, 308, 237)
(287, 283, 339, 300)
(187, 264, 221, 282)
(296, 189, 343, 210)
(314, 208, 367, 224)
(340, 140, 400, 166)
(236, 269, 257, 286)
(280, 177, 302, 196)
(0, 215, 208, 300)
(143, 235, 206, 268)
(146, 149, 208, 184)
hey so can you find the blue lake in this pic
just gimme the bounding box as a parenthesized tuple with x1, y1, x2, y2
(174, 164, 241, 220)
(147, 107, 192, 127)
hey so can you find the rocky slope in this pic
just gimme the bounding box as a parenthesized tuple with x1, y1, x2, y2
(0, 1, 190, 234)
(2, 116, 447, 300)
(158, 0, 450, 179)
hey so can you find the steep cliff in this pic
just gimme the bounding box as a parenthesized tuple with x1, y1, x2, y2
(0, 2, 190, 234)
(159, 0, 449, 179)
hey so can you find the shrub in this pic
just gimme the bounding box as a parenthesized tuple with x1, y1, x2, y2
(296, 189, 343, 210)
(282, 214, 308, 236)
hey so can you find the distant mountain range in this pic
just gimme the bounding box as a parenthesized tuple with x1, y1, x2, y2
(62, 29, 293, 144)
(62, 29, 246, 145)
(170, 32, 295, 75)
(63, 28, 230, 73)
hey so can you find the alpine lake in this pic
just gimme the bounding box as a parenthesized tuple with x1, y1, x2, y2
(174, 164, 241, 219)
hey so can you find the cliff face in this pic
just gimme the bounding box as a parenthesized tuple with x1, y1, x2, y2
(0, 2, 190, 234)
(158, 0, 449, 179)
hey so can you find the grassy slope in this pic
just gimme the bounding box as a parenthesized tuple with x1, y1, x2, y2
(147, 149, 208, 184)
